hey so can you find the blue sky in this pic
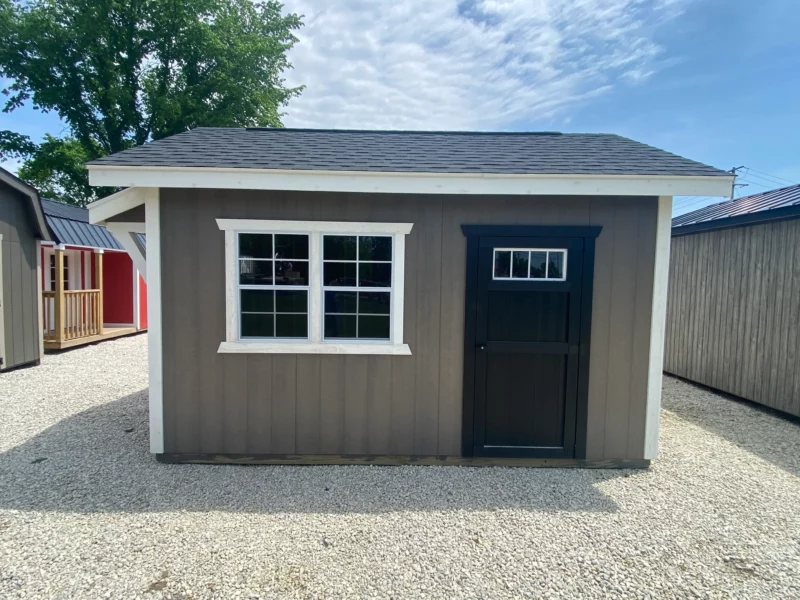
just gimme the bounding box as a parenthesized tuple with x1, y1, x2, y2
(1, 0, 797, 215)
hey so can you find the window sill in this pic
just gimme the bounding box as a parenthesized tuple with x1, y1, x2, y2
(217, 341, 412, 355)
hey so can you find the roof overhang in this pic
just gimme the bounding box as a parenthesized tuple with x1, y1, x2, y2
(673, 204, 800, 237)
(87, 186, 147, 225)
(87, 165, 734, 200)
(0, 168, 51, 241)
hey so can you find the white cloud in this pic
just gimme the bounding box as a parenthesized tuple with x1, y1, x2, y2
(280, 0, 685, 130)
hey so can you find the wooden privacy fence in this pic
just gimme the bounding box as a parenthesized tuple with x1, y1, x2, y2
(43, 289, 103, 342)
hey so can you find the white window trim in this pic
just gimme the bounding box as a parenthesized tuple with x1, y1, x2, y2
(492, 247, 568, 281)
(216, 219, 412, 355)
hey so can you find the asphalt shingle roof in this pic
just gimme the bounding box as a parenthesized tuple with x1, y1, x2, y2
(672, 184, 800, 228)
(87, 128, 729, 178)
(40, 198, 124, 250)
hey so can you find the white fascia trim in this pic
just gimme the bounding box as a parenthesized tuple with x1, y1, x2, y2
(217, 218, 413, 234)
(218, 341, 411, 355)
(87, 186, 147, 225)
(144, 189, 164, 454)
(88, 165, 735, 198)
(644, 195, 673, 460)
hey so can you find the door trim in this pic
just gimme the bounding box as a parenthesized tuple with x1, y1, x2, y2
(460, 224, 601, 459)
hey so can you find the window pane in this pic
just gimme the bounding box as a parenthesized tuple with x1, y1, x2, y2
(359, 236, 392, 261)
(547, 251, 565, 279)
(359, 315, 390, 339)
(239, 233, 272, 259)
(325, 314, 357, 338)
(241, 313, 274, 338)
(359, 291, 390, 314)
(325, 291, 357, 314)
(358, 262, 391, 287)
(275, 260, 309, 285)
(530, 251, 547, 278)
(324, 262, 357, 286)
(241, 289, 273, 313)
(494, 251, 510, 278)
(275, 234, 308, 259)
(240, 260, 273, 285)
(275, 290, 307, 313)
(512, 251, 529, 278)
(324, 235, 356, 260)
(276, 314, 308, 338)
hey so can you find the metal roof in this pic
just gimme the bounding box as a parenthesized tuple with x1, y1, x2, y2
(87, 128, 730, 178)
(40, 198, 123, 250)
(673, 184, 800, 229)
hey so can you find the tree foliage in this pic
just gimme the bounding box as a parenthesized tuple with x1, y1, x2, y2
(0, 0, 303, 205)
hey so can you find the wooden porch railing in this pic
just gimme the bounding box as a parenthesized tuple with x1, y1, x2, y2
(43, 290, 103, 342)
(43, 247, 105, 346)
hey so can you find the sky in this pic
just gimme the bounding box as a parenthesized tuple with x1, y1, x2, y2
(1, 0, 798, 216)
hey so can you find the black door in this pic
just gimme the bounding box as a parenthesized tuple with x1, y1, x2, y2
(462, 227, 599, 459)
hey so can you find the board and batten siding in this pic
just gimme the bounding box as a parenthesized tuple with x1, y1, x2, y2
(159, 189, 660, 459)
(0, 185, 41, 370)
(665, 220, 800, 417)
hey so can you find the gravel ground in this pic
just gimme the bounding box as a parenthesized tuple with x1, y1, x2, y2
(1, 334, 799, 599)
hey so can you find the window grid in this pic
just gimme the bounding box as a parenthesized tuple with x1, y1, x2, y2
(322, 234, 393, 341)
(492, 247, 567, 281)
(237, 232, 310, 340)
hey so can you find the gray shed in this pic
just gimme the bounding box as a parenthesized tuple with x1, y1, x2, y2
(0, 167, 51, 371)
(666, 184, 800, 417)
(86, 128, 733, 466)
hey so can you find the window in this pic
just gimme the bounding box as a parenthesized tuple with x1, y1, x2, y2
(238, 233, 309, 339)
(218, 219, 412, 355)
(323, 235, 392, 340)
(49, 254, 69, 291)
(493, 248, 566, 281)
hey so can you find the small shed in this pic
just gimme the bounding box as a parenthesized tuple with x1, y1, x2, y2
(0, 167, 50, 371)
(38, 198, 148, 350)
(666, 184, 800, 417)
(86, 128, 733, 466)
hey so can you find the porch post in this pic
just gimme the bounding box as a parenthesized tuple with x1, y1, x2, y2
(54, 244, 65, 342)
(94, 248, 104, 335)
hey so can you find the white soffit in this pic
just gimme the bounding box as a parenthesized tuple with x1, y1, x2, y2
(87, 165, 734, 199)
(86, 186, 147, 225)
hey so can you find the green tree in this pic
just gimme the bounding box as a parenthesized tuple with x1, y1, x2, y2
(0, 0, 303, 206)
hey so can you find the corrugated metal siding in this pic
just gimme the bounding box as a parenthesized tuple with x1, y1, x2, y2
(665, 220, 800, 417)
(0, 185, 41, 369)
(159, 189, 660, 459)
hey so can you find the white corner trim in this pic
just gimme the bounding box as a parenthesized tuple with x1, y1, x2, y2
(132, 267, 140, 330)
(87, 186, 147, 225)
(644, 195, 673, 460)
(87, 164, 735, 198)
(218, 341, 412, 355)
(35, 239, 44, 360)
(144, 188, 164, 454)
(217, 218, 413, 234)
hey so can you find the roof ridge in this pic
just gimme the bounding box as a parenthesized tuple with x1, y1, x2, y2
(239, 127, 566, 136)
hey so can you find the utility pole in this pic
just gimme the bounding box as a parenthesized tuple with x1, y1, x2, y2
(730, 165, 748, 200)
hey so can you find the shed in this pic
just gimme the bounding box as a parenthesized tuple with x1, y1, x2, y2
(666, 184, 800, 417)
(86, 128, 733, 466)
(0, 167, 50, 370)
(38, 198, 148, 350)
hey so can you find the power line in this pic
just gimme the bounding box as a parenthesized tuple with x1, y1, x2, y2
(743, 167, 797, 186)
(742, 170, 797, 189)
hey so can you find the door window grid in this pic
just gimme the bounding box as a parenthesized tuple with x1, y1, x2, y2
(493, 248, 567, 281)
(49, 254, 69, 291)
(322, 235, 393, 340)
(237, 233, 310, 340)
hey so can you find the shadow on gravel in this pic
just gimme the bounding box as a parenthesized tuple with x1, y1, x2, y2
(0, 390, 627, 515)
(662, 377, 800, 478)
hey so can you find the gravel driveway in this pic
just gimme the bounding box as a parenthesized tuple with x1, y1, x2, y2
(0, 334, 798, 599)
